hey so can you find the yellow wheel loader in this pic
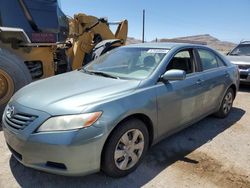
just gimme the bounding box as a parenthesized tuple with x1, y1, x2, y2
(0, 0, 128, 115)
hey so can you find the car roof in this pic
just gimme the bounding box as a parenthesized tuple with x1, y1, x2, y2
(124, 42, 206, 49)
(239, 41, 250, 45)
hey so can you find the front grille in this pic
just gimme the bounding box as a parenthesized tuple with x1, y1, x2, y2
(240, 74, 248, 79)
(238, 64, 250, 70)
(4, 113, 38, 130)
(46, 161, 67, 170)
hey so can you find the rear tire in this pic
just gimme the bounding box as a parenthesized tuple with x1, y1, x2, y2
(0, 48, 32, 117)
(214, 88, 234, 118)
(101, 119, 149, 177)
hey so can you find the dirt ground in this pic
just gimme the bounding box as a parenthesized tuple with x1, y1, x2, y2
(0, 86, 249, 188)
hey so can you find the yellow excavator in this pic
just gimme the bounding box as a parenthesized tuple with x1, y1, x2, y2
(0, 0, 128, 115)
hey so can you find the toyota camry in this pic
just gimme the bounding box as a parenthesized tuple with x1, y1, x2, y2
(2, 43, 239, 177)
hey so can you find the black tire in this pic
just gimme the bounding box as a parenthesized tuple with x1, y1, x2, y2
(0, 48, 32, 117)
(102, 119, 149, 177)
(214, 88, 234, 118)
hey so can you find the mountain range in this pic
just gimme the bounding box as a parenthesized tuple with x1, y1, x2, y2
(126, 34, 236, 53)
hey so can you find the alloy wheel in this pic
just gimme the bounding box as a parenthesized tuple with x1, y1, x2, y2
(223, 91, 233, 114)
(114, 129, 144, 170)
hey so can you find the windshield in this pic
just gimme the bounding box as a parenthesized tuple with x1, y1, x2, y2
(83, 47, 169, 80)
(230, 44, 250, 56)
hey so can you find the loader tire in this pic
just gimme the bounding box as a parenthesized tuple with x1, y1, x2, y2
(0, 48, 32, 118)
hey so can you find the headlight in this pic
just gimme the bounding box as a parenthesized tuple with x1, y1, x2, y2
(37, 112, 102, 132)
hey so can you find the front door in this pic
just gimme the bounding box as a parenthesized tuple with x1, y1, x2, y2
(156, 49, 204, 138)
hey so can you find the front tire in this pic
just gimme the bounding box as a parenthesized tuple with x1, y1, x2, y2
(214, 88, 234, 118)
(102, 119, 149, 177)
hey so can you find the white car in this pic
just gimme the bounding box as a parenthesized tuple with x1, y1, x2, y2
(227, 41, 250, 84)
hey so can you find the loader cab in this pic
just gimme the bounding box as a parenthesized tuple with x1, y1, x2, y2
(0, 0, 69, 43)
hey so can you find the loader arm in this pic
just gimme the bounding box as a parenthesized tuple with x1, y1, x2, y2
(68, 13, 128, 69)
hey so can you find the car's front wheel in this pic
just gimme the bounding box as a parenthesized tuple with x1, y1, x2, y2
(215, 88, 234, 118)
(102, 119, 149, 177)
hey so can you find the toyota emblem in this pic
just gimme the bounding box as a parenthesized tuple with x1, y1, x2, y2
(6, 106, 15, 119)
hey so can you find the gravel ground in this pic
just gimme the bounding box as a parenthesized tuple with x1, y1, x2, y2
(0, 86, 249, 188)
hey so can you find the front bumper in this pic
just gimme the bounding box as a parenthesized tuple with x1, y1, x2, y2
(239, 69, 250, 83)
(3, 116, 108, 176)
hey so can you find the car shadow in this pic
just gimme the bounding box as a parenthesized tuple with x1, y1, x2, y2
(9, 107, 245, 188)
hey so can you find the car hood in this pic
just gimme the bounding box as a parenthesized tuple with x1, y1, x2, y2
(12, 71, 141, 115)
(227, 55, 250, 65)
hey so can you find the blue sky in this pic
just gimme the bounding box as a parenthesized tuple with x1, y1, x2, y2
(61, 0, 250, 43)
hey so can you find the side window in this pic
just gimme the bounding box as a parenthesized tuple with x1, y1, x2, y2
(216, 56, 226, 67)
(197, 49, 220, 70)
(166, 50, 195, 74)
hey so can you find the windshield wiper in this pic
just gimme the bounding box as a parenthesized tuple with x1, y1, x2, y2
(82, 69, 119, 79)
(229, 53, 239, 56)
(91, 71, 120, 79)
(230, 53, 250, 56)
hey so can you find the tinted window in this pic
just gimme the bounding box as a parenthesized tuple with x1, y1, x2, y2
(198, 49, 219, 71)
(166, 50, 195, 74)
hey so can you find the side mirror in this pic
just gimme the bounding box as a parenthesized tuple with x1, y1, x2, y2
(161, 69, 186, 81)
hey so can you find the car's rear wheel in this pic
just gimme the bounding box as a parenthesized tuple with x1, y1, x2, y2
(102, 119, 149, 177)
(215, 88, 234, 118)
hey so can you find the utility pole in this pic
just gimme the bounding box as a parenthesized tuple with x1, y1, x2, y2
(142, 9, 145, 43)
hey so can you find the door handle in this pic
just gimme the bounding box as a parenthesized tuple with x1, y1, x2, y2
(196, 79, 204, 85)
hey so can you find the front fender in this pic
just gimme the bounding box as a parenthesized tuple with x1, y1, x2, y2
(91, 87, 158, 142)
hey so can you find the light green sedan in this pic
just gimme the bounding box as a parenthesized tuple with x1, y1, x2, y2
(2, 43, 239, 177)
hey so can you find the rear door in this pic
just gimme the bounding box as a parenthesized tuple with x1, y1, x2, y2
(156, 48, 204, 138)
(195, 48, 229, 114)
